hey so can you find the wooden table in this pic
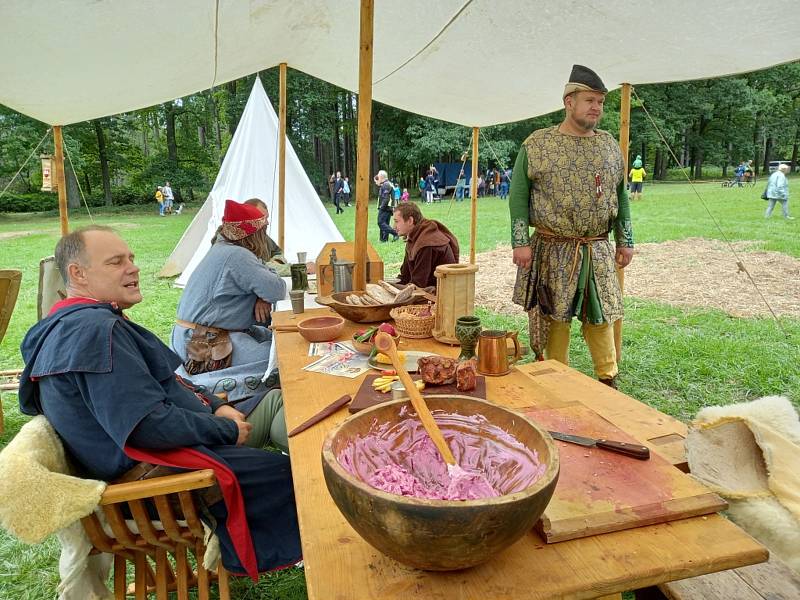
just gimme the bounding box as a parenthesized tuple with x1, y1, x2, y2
(273, 308, 767, 600)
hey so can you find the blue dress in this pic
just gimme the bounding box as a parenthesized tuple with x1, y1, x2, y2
(171, 239, 287, 400)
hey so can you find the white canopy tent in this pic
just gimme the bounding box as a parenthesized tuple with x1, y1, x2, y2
(161, 77, 343, 285)
(1, 1, 798, 128)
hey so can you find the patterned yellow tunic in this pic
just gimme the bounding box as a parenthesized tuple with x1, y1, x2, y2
(509, 126, 633, 325)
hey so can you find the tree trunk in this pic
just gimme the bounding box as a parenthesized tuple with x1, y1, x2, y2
(226, 81, 239, 136)
(65, 160, 81, 209)
(752, 115, 761, 176)
(93, 119, 113, 206)
(82, 171, 92, 196)
(163, 102, 183, 203)
(198, 125, 207, 147)
(653, 147, 663, 180)
(141, 114, 149, 157)
(790, 126, 799, 171)
(762, 135, 773, 173)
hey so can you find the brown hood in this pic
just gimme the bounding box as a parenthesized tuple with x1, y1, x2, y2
(406, 219, 460, 261)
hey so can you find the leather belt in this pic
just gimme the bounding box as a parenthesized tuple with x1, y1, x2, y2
(535, 227, 609, 279)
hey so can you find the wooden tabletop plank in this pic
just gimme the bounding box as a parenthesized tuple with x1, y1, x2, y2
(273, 308, 766, 600)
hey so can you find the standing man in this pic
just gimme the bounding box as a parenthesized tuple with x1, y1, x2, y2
(509, 65, 634, 388)
(333, 171, 344, 214)
(375, 170, 399, 242)
(162, 181, 174, 214)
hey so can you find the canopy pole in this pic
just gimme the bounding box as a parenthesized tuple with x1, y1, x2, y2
(615, 82, 632, 363)
(469, 127, 479, 264)
(353, 0, 374, 291)
(278, 62, 287, 249)
(53, 125, 69, 236)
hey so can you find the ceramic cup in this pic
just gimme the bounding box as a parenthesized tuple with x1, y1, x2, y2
(289, 289, 305, 314)
(297, 251, 307, 264)
(455, 315, 482, 360)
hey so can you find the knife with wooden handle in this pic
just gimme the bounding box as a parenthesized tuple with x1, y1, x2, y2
(548, 430, 650, 460)
(288, 394, 352, 438)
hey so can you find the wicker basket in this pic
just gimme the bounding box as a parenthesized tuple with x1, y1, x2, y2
(389, 304, 436, 339)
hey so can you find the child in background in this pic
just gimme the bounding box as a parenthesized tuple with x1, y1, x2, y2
(155, 186, 165, 216)
(401, 188, 409, 202)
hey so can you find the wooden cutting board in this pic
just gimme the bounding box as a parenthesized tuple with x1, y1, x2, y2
(350, 373, 487, 413)
(523, 403, 726, 543)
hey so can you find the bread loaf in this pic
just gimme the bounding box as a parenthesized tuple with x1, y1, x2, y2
(366, 283, 395, 304)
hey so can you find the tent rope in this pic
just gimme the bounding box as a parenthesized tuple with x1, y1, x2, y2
(373, 0, 475, 86)
(479, 129, 507, 170)
(62, 136, 95, 223)
(633, 87, 787, 336)
(0, 128, 51, 202)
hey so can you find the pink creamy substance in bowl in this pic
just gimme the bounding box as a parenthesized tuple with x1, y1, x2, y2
(337, 407, 546, 500)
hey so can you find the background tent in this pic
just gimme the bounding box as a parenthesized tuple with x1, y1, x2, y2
(1, 1, 799, 128)
(162, 78, 343, 285)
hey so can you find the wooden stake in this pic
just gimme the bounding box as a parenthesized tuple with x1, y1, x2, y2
(53, 125, 69, 236)
(278, 63, 287, 249)
(353, 0, 374, 291)
(470, 127, 479, 264)
(615, 83, 632, 363)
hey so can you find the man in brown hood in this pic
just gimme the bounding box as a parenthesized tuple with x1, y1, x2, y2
(393, 202, 459, 288)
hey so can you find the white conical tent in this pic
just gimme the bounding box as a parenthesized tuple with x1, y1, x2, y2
(162, 78, 343, 285)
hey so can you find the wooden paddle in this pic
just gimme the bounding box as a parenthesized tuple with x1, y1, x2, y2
(373, 332, 456, 466)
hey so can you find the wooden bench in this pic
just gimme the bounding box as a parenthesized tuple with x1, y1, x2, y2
(635, 556, 800, 599)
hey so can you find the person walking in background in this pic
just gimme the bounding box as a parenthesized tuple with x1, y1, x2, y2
(628, 155, 646, 201)
(423, 170, 436, 204)
(744, 160, 755, 186)
(401, 187, 410, 202)
(333, 171, 344, 214)
(765, 163, 793, 219)
(163, 181, 174, 214)
(393, 180, 402, 206)
(509, 64, 633, 388)
(375, 170, 399, 242)
(155, 186, 165, 216)
(418, 175, 426, 200)
(498, 168, 510, 199)
(734, 162, 746, 187)
(343, 176, 351, 206)
(455, 170, 466, 201)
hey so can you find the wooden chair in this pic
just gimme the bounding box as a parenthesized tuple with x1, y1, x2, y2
(81, 469, 231, 600)
(0, 269, 23, 434)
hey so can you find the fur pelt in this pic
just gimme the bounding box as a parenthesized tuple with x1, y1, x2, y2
(0, 416, 105, 543)
(687, 395, 800, 573)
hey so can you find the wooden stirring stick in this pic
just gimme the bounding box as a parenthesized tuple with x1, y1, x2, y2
(373, 332, 456, 466)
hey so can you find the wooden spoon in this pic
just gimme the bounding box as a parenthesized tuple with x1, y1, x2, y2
(373, 332, 456, 466)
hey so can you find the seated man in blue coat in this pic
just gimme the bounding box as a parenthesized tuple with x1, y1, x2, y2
(18, 225, 301, 579)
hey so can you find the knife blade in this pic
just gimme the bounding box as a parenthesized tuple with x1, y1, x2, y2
(548, 430, 650, 460)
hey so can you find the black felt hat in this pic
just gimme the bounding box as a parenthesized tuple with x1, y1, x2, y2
(565, 64, 607, 94)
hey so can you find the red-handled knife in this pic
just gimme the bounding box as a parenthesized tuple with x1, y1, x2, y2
(548, 430, 650, 460)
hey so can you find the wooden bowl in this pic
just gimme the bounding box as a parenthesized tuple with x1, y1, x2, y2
(322, 395, 560, 571)
(296, 315, 345, 342)
(327, 291, 425, 324)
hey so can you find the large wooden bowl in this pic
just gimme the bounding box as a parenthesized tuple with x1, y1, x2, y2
(326, 291, 425, 323)
(321, 395, 560, 571)
(296, 315, 345, 342)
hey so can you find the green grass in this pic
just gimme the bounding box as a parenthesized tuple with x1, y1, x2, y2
(1, 181, 799, 598)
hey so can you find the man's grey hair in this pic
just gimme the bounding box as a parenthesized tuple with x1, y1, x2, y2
(778, 163, 791, 173)
(377, 170, 388, 180)
(54, 225, 116, 284)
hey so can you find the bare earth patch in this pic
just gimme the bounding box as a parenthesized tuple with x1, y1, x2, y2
(474, 238, 800, 319)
